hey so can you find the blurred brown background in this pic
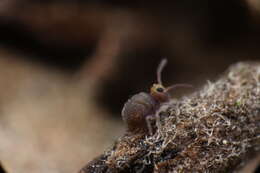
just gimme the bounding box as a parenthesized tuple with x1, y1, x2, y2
(0, 0, 259, 172)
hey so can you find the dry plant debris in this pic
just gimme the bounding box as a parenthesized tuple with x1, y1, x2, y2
(79, 62, 260, 173)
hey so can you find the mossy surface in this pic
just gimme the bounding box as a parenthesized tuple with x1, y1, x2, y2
(80, 62, 260, 173)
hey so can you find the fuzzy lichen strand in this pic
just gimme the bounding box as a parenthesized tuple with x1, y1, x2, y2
(79, 62, 260, 173)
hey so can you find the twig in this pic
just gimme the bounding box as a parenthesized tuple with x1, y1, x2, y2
(79, 62, 260, 173)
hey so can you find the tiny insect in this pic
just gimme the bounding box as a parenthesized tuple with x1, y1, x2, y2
(121, 58, 192, 135)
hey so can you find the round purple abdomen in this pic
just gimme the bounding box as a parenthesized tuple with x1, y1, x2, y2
(121, 92, 157, 132)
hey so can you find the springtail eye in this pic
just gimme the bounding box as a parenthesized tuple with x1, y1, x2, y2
(156, 87, 164, 92)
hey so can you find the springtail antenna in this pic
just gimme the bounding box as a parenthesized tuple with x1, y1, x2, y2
(166, 84, 193, 92)
(157, 58, 168, 85)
